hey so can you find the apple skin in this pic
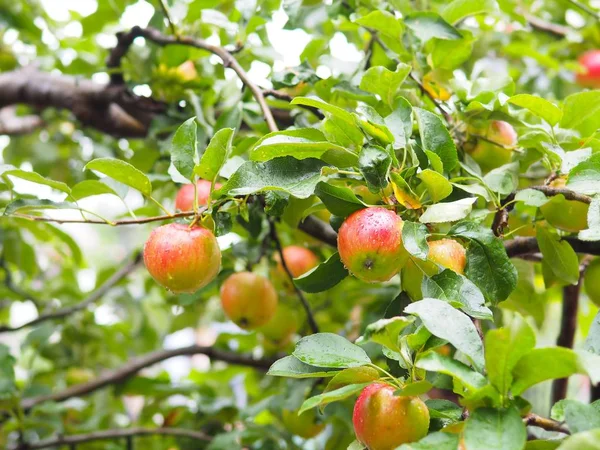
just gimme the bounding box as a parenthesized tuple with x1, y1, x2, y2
(540, 195, 589, 232)
(175, 180, 222, 211)
(144, 223, 221, 293)
(353, 383, 429, 450)
(584, 258, 600, 307)
(278, 246, 319, 278)
(282, 409, 325, 439)
(259, 303, 299, 348)
(338, 207, 409, 283)
(220, 272, 278, 330)
(428, 239, 467, 274)
(468, 120, 517, 171)
(577, 50, 600, 87)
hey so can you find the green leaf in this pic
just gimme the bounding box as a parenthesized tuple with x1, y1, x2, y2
(397, 431, 459, 450)
(463, 407, 526, 450)
(431, 30, 475, 70)
(536, 227, 579, 285)
(171, 117, 198, 180)
(358, 146, 391, 191)
(508, 94, 562, 126)
(84, 158, 152, 196)
(511, 347, 600, 395)
(314, 182, 366, 217)
(3, 169, 71, 194)
(298, 383, 370, 414)
(483, 162, 519, 195)
(0, 344, 17, 401)
(324, 366, 380, 393)
(360, 63, 411, 106)
(354, 10, 403, 40)
(405, 13, 462, 43)
(195, 127, 235, 182)
(579, 197, 600, 241)
(426, 399, 463, 421)
(216, 157, 326, 199)
(567, 153, 600, 195)
(449, 222, 518, 303)
(250, 128, 357, 168)
(402, 221, 430, 260)
(267, 356, 339, 378)
(557, 430, 600, 450)
(414, 108, 458, 172)
(418, 169, 453, 202)
(419, 198, 476, 223)
(385, 97, 413, 149)
(70, 180, 119, 200)
(4, 199, 79, 216)
(552, 400, 600, 433)
(322, 116, 365, 150)
(422, 270, 493, 320)
(405, 298, 485, 371)
(293, 333, 371, 368)
(560, 91, 600, 138)
(442, 0, 497, 24)
(395, 380, 433, 396)
(514, 189, 548, 207)
(291, 97, 355, 124)
(294, 252, 348, 293)
(484, 314, 536, 397)
(415, 351, 487, 391)
(584, 310, 600, 355)
(355, 105, 395, 146)
(358, 316, 415, 352)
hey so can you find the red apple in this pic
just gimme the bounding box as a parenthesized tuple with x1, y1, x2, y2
(577, 50, 600, 87)
(220, 272, 278, 329)
(338, 207, 409, 283)
(428, 238, 467, 274)
(353, 383, 429, 450)
(175, 180, 222, 211)
(144, 223, 221, 293)
(467, 120, 517, 171)
(278, 246, 319, 278)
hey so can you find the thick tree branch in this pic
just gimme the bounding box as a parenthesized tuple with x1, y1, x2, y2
(0, 252, 142, 333)
(298, 215, 338, 247)
(0, 106, 44, 136)
(505, 237, 600, 257)
(0, 68, 165, 137)
(10, 427, 210, 449)
(269, 219, 320, 334)
(21, 344, 276, 410)
(524, 413, 570, 435)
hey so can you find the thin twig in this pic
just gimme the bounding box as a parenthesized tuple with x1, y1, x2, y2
(0, 257, 43, 309)
(0, 252, 142, 333)
(269, 219, 319, 334)
(10, 427, 211, 449)
(530, 186, 592, 204)
(565, 0, 600, 21)
(504, 237, 600, 257)
(21, 345, 277, 410)
(157, 0, 178, 37)
(524, 413, 571, 435)
(10, 210, 201, 226)
(262, 89, 325, 119)
(525, 13, 570, 37)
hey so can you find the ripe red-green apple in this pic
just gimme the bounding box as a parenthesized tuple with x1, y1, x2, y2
(353, 383, 429, 450)
(467, 120, 517, 171)
(259, 303, 299, 348)
(282, 409, 325, 439)
(175, 180, 222, 211)
(144, 223, 221, 293)
(577, 50, 600, 87)
(220, 272, 278, 329)
(338, 207, 409, 282)
(428, 238, 467, 274)
(584, 258, 600, 306)
(278, 246, 319, 278)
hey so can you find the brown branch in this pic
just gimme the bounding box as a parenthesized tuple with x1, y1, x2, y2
(0, 106, 44, 136)
(298, 215, 338, 247)
(0, 68, 165, 137)
(21, 344, 276, 410)
(269, 219, 320, 334)
(157, 0, 178, 37)
(10, 427, 211, 449)
(117, 26, 278, 132)
(530, 186, 592, 204)
(525, 13, 570, 37)
(0, 252, 142, 333)
(505, 237, 600, 257)
(551, 257, 593, 405)
(566, 0, 600, 21)
(524, 413, 570, 435)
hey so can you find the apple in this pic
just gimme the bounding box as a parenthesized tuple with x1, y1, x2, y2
(540, 177, 589, 232)
(353, 383, 429, 450)
(577, 50, 600, 87)
(282, 408, 325, 439)
(144, 223, 221, 293)
(278, 246, 319, 278)
(338, 207, 409, 283)
(428, 238, 467, 274)
(259, 303, 299, 348)
(584, 258, 600, 307)
(175, 180, 222, 211)
(220, 272, 278, 329)
(467, 120, 517, 172)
